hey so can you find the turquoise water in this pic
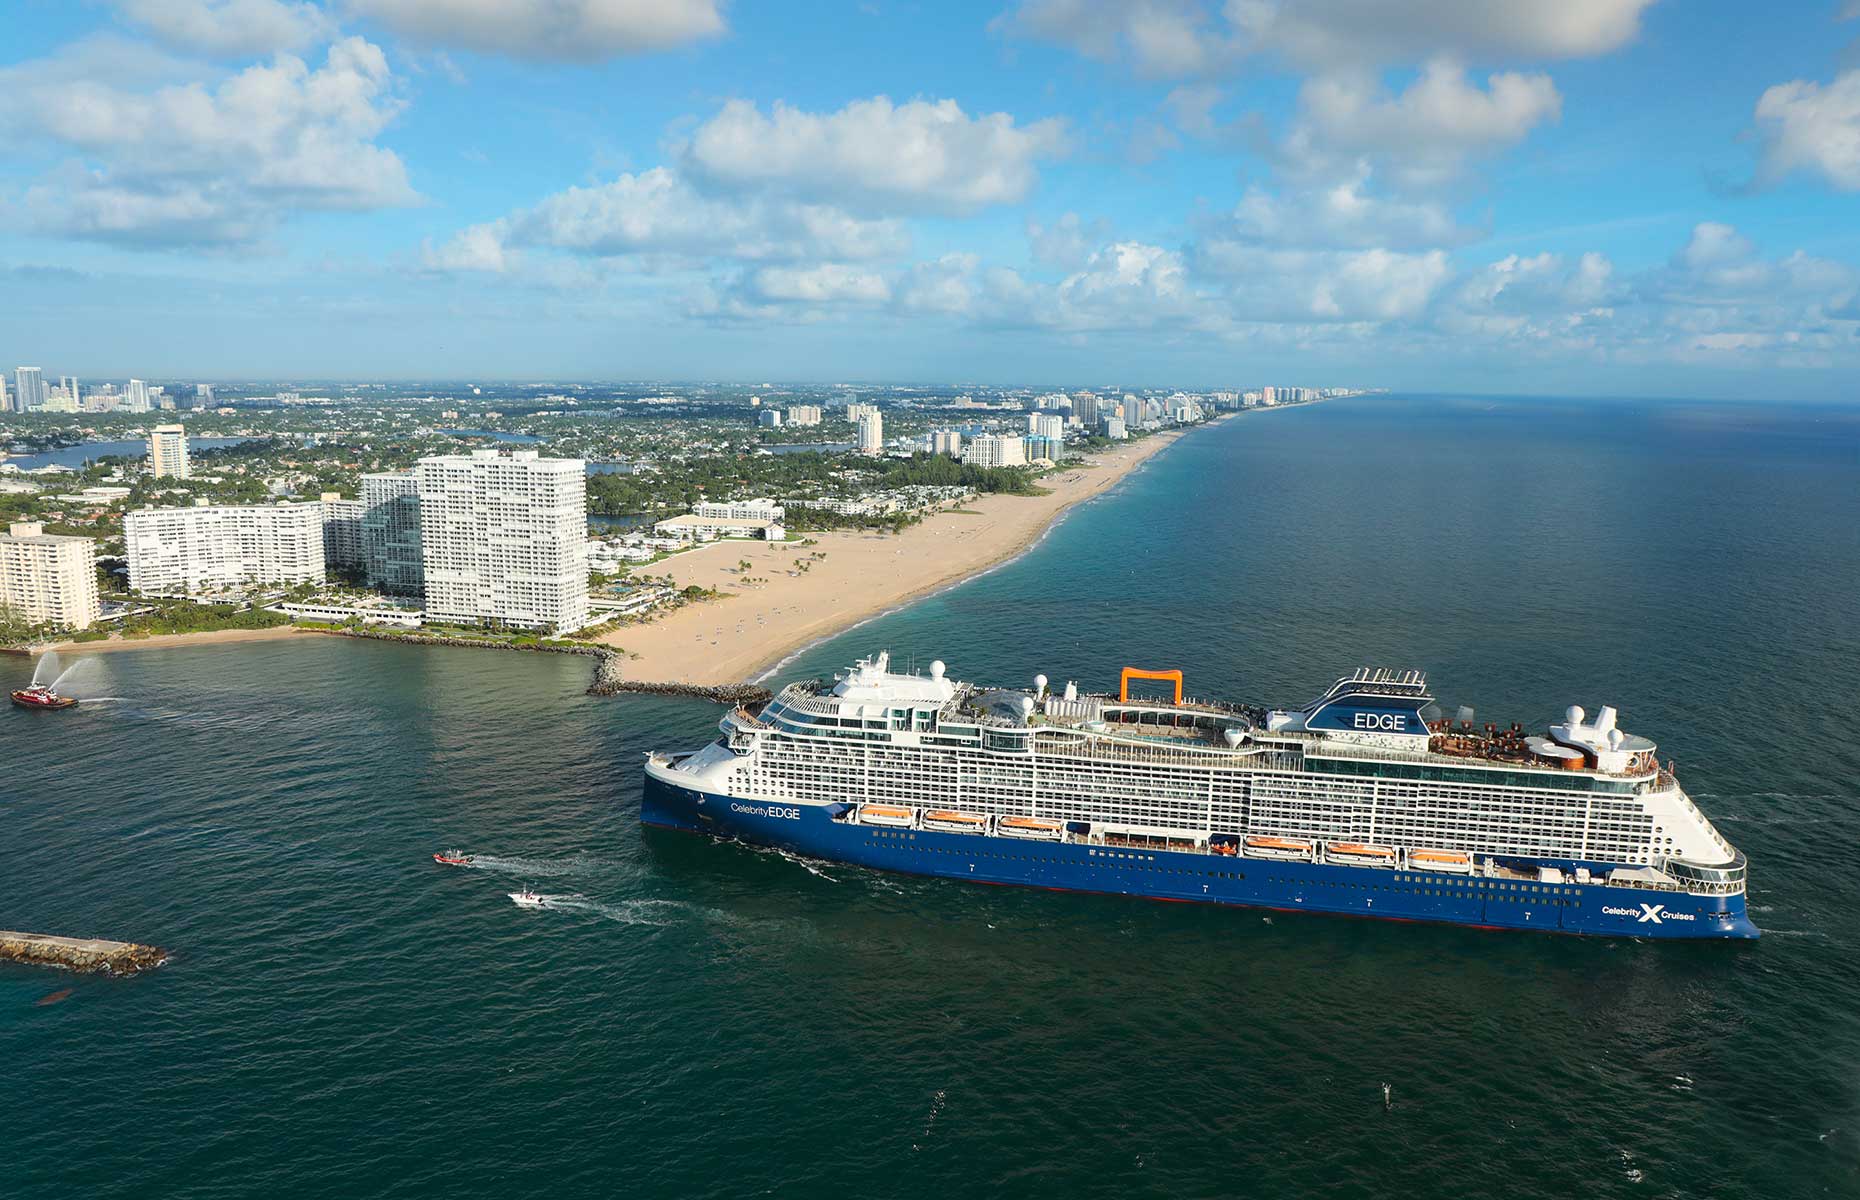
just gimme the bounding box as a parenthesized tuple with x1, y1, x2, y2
(5, 395, 1858, 1198)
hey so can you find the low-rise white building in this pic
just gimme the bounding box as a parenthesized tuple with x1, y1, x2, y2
(124, 501, 326, 594)
(694, 498, 785, 522)
(962, 433, 1028, 469)
(0, 521, 101, 630)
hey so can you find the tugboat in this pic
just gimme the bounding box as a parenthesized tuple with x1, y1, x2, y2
(10, 684, 77, 711)
(433, 849, 474, 866)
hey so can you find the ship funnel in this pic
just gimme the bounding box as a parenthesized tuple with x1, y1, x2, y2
(1455, 706, 1475, 725)
(1064, 681, 1077, 702)
(1596, 706, 1618, 734)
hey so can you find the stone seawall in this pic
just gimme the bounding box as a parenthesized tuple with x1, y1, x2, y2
(0, 932, 167, 975)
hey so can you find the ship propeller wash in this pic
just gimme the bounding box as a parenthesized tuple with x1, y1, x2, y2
(643, 654, 1754, 939)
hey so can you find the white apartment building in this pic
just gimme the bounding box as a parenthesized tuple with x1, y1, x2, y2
(124, 501, 326, 594)
(930, 428, 963, 457)
(149, 424, 190, 479)
(125, 379, 151, 412)
(857, 411, 884, 456)
(694, 498, 785, 522)
(963, 433, 1028, 469)
(787, 405, 823, 426)
(757, 409, 782, 427)
(1027, 413, 1066, 441)
(0, 521, 101, 630)
(846, 402, 879, 422)
(319, 493, 366, 571)
(415, 449, 589, 633)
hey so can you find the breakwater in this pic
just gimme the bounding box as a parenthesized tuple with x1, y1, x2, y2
(1, 931, 167, 975)
(585, 652, 771, 705)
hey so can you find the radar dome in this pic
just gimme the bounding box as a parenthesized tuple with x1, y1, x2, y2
(1607, 729, 1625, 749)
(1018, 696, 1036, 717)
(1566, 705, 1585, 726)
(930, 660, 945, 679)
(1034, 674, 1048, 694)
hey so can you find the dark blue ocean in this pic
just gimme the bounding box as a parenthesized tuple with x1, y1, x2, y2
(5, 394, 1858, 1198)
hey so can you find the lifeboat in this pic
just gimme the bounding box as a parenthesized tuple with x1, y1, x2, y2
(1326, 842, 1396, 867)
(433, 850, 474, 866)
(1408, 848, 1473, 873)
(10, 685, 77, 710)
(1243, 835, 1314, 861)
(857, 804, 916, 829)
(997, 815, 1065, 841)
(922, 809, 988, 834)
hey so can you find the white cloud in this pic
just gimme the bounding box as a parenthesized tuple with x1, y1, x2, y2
(1195, 238, 1450, 320)
(346, 0, 724, 62)
(1228, 165, 1466, 248)
(996, 0, 1655, 77)
(0, 37, 415, 247)
(748, 263, 892, 305)
(1752, 69, 1860, 191)
(422, 167, 910, 282)
(1282, 60, 1561, 187)
(683, 96, 1070, 215)
(1027, 212, 1109, 269)
(112, 0, 336, 57)
(1227, 0, 1655, 69)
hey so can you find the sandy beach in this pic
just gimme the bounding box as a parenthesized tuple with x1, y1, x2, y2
(34, 625, 316, 656)
(598, 420, 1218, 685)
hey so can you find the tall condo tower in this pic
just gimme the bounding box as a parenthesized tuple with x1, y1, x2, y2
(148, 425, 190, 479)
(414, 449, 589, 633)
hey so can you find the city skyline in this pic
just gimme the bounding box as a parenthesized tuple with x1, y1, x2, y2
(3, 2, 1859, 399)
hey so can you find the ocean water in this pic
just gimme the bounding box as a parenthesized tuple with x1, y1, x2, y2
(5, 394, 1858, 1199)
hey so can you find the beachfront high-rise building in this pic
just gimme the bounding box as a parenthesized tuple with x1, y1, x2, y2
(1027, 413, 1066, 442)
(361, 471, 424, 597)
(857, 411, 884, 456)
(124, 501, 326, 594)
(14, 367, 46, 412)
(962, 433, 1028, 469)
(414, 449, 589, 633)
(319, 493, 366, 572)
(1072, 393, 1100, 427)
(0, 522, 101, 630)
(148, 425, 190, 479)
(787, 405, 823, 427)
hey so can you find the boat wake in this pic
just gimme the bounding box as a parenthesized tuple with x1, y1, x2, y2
(461, 853, 605, 878)
(525, 894, 710, 927)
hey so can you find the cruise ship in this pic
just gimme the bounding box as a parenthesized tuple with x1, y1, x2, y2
(642, 654, 1755, 939)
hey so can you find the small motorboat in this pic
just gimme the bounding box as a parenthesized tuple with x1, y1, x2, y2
(433, 850, 474, 866)
(11, 685, 77, 711)
(509, 890, 546, 909)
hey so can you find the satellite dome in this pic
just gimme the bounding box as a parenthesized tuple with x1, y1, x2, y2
(1566, 705, 1585, 726)
(1034, 673, 1048, 694)
(930, 660, 945, 679)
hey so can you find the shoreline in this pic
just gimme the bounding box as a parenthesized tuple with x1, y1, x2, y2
(597, 417, 1225, 686)
(29, 625, 315, 657)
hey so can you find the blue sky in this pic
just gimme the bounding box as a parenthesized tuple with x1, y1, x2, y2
(2, 1, 1859, 396)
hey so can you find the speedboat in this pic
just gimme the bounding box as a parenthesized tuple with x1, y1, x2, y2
(433, 850, 473, 866)
(11, 685, 77, 710)
(509, 890, 546, 909)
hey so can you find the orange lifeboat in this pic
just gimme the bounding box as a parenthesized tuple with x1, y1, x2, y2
(1243, 835, 1314, 861)
(997, 815, 1065, 841)
(1326, 842, 1396, 866)
(857, 804, 916, 828)
(1408, 848, 1473, 873)
(923, 809, 989, 833)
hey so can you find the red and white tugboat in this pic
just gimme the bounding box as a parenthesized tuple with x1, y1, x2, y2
(10, 684, 77, 711)
(432, 849, 474, 866)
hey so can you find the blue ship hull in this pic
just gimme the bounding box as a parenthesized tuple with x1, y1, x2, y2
(642, 772, 1758, 940)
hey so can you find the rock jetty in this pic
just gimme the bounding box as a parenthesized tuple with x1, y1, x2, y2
(0, 931, 167, 975)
